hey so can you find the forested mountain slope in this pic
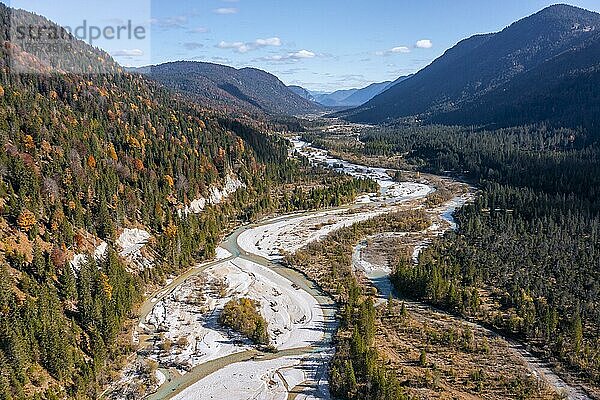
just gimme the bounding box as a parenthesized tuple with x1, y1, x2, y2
(0, 43, 259, 400)
(133, 61, 321, 116)
(339, 4, 600, 131)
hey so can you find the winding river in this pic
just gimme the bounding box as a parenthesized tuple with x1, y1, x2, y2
(122, 138, 433, 399)
(119, 137, 592, 400)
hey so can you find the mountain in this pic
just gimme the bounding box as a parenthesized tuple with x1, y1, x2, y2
(386, 74, 413, 88)
(3, 5, 120, 74)
(339, 76, 414, 106)
(314, 88, 360, 107)
(133, 61, 321, 116)
(339, 4, 600, 130)
(288, 85, 317, 102)
(304, 77, 412, 108)
(340, 81, 393, 107)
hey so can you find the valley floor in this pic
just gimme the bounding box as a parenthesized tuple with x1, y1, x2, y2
(107, 134, 593, 400)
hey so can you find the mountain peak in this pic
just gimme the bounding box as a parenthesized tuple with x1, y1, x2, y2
(526, 3, 600, 24)
(537, 3, 596, 16)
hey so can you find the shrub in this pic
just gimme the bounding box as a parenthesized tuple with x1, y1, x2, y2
(220, 298, 269, 345)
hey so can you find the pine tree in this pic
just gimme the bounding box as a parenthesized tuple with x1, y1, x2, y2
(419, 349, 427, 367)
(59, 265, 77, 306)
(572, 312, 583, 354)
(386, 294, 394, 316)
(344, 360, 357, 394)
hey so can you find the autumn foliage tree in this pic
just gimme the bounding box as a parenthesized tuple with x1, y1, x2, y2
(87, 154, 96, 169)
(17, 209, 36, 231)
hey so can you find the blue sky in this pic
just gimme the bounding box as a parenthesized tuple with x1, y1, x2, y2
(9, 0, 600, 91)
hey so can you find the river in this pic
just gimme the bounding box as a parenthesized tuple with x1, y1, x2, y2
(116, 137, 591, 400)
(118, 138, 433, 399)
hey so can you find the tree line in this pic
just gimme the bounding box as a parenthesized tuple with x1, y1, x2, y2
(353, 123, 600, 386)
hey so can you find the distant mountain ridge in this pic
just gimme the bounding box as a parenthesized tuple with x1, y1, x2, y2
(290, 77, 411, 108)
(342, 76, 413, 106)
(338, 4, 600, 130)
(133, 61, 321, 116)
(315, 88, 363, 107)
(334, 81, 391, 107)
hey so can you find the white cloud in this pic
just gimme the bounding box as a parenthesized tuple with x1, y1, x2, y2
(391, 46, 411, 53)
(415, 39, 433, 49)
(214, 7, 238, 14)
(260, 49, 317, 62)
(217, 37, 282, 53)
(291, 50, 315, 59)
(255, 37, 282, 46)
(217, 41, 248, 52)
(376, 45, 412, 56)
(151, 16, 188, 29)
(204, 56, 231, 64)
(112, 49, 144, 57)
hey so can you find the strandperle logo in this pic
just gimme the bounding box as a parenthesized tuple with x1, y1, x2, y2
(14, 20, 147, 45)
(8, 0, 151, 74)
